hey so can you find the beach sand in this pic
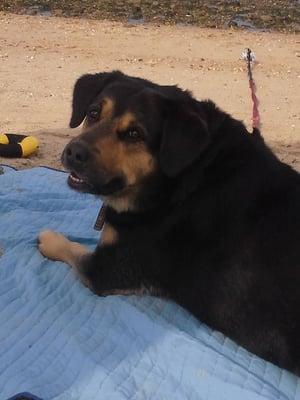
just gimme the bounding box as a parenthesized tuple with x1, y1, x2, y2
(0, 12, 299, 171)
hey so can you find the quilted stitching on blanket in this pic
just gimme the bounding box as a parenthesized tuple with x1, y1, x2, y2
(0, 166, 299, 400)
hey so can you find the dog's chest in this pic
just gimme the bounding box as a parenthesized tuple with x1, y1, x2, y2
(100, 223, 119, 246)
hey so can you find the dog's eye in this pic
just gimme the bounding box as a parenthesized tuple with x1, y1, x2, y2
(121, 128, 143, 142)
(87, 108, 100, 120)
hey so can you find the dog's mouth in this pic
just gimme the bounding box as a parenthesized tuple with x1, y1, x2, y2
(67, 171, 125, 196)
(68, 171, 95, 192)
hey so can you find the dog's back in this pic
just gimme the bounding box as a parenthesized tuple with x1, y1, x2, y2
(167, 125, 300, 373)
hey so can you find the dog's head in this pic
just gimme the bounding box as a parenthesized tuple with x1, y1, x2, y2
(62, 71, 225, 211)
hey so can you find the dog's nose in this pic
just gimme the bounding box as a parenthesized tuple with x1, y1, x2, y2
(64, 142, 89, 167)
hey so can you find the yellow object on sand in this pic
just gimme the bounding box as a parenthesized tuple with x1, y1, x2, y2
(19, 136, 39, 157)
(0, 135, 9, 145)
(0, 134, 39, 158)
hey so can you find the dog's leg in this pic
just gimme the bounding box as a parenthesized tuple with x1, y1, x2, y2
(80, 241, 167, 296)
(38, 230, 93, 288)
(38, 230, 166, 297)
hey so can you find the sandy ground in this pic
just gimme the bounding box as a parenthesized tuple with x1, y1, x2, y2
(0, 13, 299, 171)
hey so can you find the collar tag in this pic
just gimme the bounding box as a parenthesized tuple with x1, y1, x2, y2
(94, 204, 106, 231)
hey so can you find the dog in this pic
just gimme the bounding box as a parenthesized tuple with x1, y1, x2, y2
(38, 71, 300, 375)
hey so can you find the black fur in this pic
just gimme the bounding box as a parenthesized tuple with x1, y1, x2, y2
(68, 71, 300, 375)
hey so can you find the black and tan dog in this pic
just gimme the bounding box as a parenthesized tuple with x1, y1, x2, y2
(38, 71, 300, 375)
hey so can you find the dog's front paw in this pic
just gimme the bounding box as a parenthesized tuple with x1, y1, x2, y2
(38, 230, 70, 261)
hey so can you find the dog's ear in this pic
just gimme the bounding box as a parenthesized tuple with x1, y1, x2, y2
(69, 71, 123, 128)
(159, 101, 210, 177)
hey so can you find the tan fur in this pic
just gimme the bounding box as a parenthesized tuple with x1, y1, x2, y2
(100, 97, 114, 120)
(123, 147, 156, 185)
(102, 185, 139, 212)
(116, 111, 135, 131)
(103, 146, 156, 212)
(101, 223, 118, 246)
(103, 195, 134, 212)
(38, 231, 163, 296)
(81, 109, 158, 213)
(38, 230, 92, 288)
(90, 112, 156, 212)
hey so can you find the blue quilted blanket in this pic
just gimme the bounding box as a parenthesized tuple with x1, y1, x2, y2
(0, 166, 299, 400)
